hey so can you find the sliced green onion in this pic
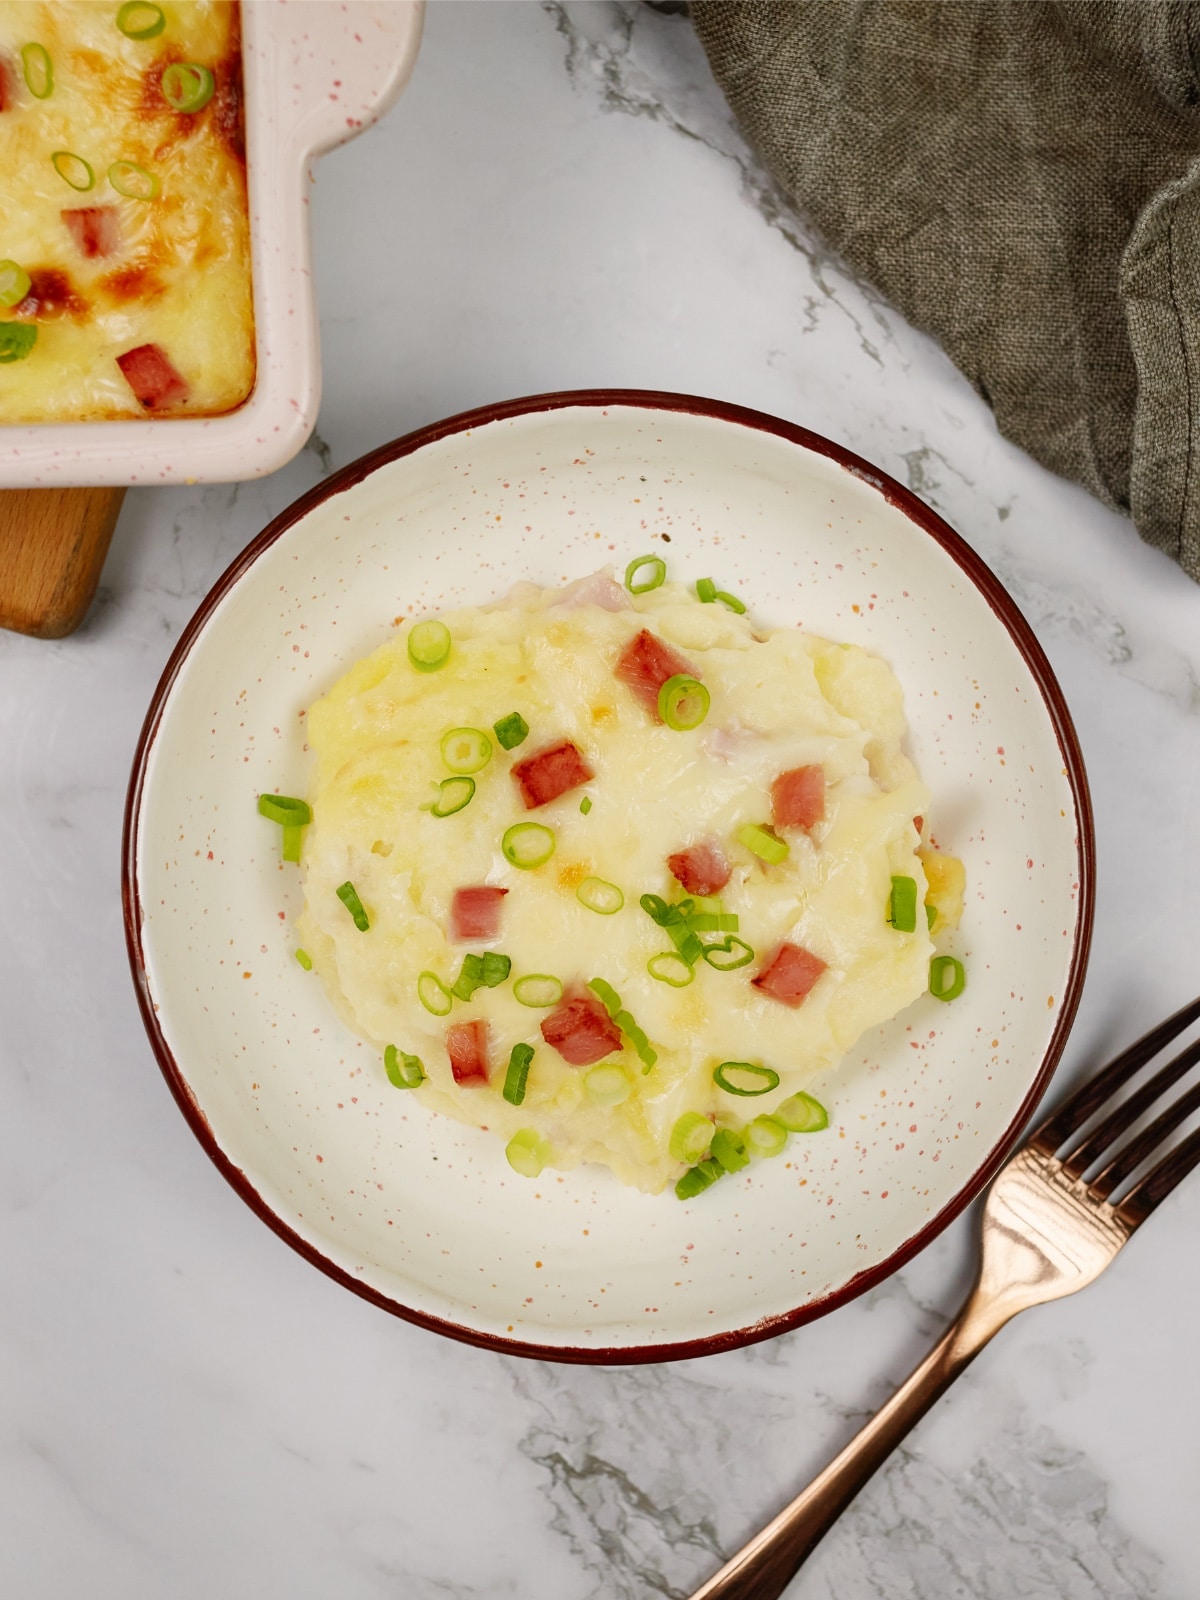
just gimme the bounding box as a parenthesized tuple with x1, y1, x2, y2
(108, 160, 160, 200)
(583, 1063, 631, 1106)
(335, 880, 370, 932)
(502, 1042, 534, 1106)
(513, 973, 563, 1008)
(506, 1128, 552, 1178)
(639, 894, 704, 965)
(744, 1115, 789, 1159)
(481, 951, 511, 986)
(0, 325, 37, 363)
(440, 726, 492, 774)
(0, 261, 31, 309)
(587, 976, 622, 1017)
(669, 1112, 713, 1165)
(257, 793, 312, 826)
(687, 911, 739, 933)
(775, 1091, 829, 1133)
(451, 954, 485, 1001)
(52, 151, 94, 191)
(929, 954, 966, 1002)
(417, 970, 453, 1016)
(926, 902, 937, 931)
(625, 553, 666, 594)
(576, 876, 624, 915)
(713, 590, 746, 614)
(647, 951, 694, 987)
(117, 0, 165, 37)
(281, 823, 304, 863)
(294, 948, 313, 971)
(888, 874, 918, 933)
(675, 1157, 723, 1200)
(492, 712, 529, 750)
(384, 1044, 425, 1089)
(658, 674, 709, 731)
(614, 1009, 657, 1072)
(407, 618, 451, 672)
(428, 775, 475, 817)
(713, 1060, 781, 1097)
(502, 821, 555, 869)
(20, 43, 53, 98)
(579, 795, 593, 815)
(696, 577, 717, 603)
(701, 935, 755, 972)
(738, 822, 789, 865)
(161, 61, 215, 113)
(711, 1127, 749, 1173)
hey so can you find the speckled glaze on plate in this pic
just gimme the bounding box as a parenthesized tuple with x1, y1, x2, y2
(123, 391, 1094, 1362)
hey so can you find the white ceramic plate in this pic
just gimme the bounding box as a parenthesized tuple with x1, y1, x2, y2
(123, 391, 1093, 1361)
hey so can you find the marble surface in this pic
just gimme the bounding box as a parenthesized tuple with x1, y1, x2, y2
(3, 4, 1199, 1596)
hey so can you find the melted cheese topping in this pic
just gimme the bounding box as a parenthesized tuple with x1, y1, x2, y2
(296, 577, 942, 1195)
(0, 0, 253, 421)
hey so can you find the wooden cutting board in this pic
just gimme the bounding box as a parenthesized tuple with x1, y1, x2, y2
(0, 485, 126, 639)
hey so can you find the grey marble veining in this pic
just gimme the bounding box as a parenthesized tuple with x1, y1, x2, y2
(2, 4, 1199, 1597)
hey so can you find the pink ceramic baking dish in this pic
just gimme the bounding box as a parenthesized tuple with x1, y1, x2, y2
(0, 0, 423, 490)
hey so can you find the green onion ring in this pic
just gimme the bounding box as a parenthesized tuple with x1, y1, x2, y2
(428, 776, 475, 817)
(502, 1043, 535, 1106)
(51, 151, 95, 191)
(701, 935, 755, 971)
(506, 1128, 552, 1178)
(624, 553, 667, 594)
(647, 951, 695, 987)
(161, 61, 215, 112)
(737, 822, 789, 865)
(384, 1044, 425, 1089)
(929, 954, 966, 1002)
(714, 590, 746, 614)
(257, 793, 312, 826)
(513, 973, 563, 1008)
(675, 1157, 724, 1199)
(116, 1, 165, 38)
(713, 1060, 781, 1097)
(711, 1127, 749, 1172)
(407, 618, 451, 672)
(335, 880, 370, 932)
(108, 160, 160, 201)
(775, 1091, 829, 1133)
(502, 821, 555, 869)
(669, 1112, 713, 1165)
(440, 726, 492, 775)
(743, 1115, 789, 1158)
(888, 874, 918, 933)
(0, 325, 37, 363)
(492, 712, 529, 751)
(696, 577, 717, 603)
(583, 1063, 631, 1106)
(20, 43, 53, 98)
(576, 876, 624, 915)
(0, 261, 31, 309)
(417, 970, 453, 1016)
(657, 674, 709, 731)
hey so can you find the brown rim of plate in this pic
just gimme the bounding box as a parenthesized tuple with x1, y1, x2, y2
(121, 387, 1096, 1365)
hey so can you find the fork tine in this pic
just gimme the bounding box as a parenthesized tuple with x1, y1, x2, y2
(1032, 994, 1200, 1154)
(1058, 1035, 1200, 1181)
(1085, 1073, 1200, 1200)
(1115, 1125, 1200, 1228)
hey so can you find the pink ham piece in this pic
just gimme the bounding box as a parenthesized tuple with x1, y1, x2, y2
(752, 942, 828, 1008)
(0, 54, 13, 112)
(449, 885, 508, 942)
(62, 206, 120, 260)
(667, 841, 731, 897)
(771, 765, 826, 831)
(447, 1019, 490, 1085)
(613, 629, 698, 720)
(116, 343, 190, 409)
(540, 993, 623, 1066)
(511, 740, 594, 809)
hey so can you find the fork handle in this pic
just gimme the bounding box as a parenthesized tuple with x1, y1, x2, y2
(688, 1285, 1015, 1600)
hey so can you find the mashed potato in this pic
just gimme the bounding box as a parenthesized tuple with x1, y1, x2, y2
(294, 571, 958, 1195)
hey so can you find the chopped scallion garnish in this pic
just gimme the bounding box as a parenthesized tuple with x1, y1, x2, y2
(0, 325, 37, 363)
(502, 1042, 534, 1106)
(587, 976, 622, 1017)
(675, 1157, 723, 1199)
(658, 674, 709, 731)
(428, 775, 475, 816)
(713, 1061, 781, 1097)
(294, 948, 313, 971)
(888, 875, 918, 933)
(638, 894, 704, 965)
(116, 0, 165, 37)
(929, 954, 966, 1002)
(281, 823, 304, 863)
(407, 618, 451, 672)
(926, 902, 938, 931)
(700, 935, 755, 971)
(0, 261, 31, 309)
(451, 951, 511, 1001)
(51, 150, 94, 191)
(775, 1091, 828, 1133)
(258, 792, 311, 861)
(586, 977, 657, 1072)
(335, 880, 370, 931)
(743, 1115, 789, 1158)
(440, 726, 492, 774)
(492, 712, 529, 750)
(583, 1063, 631, 1106)
(737, 822, 788, 865)
(20, 43, 53, 98)
(669, 1112, 713, 1165)
(624, 553, 667, 594)
(506, 1128, 552, 1178)
(576, 876, 624, 915)
(481, 951, 512, 986)
(579, 795, 593, 815)
(161, 61, 215, 112)
(647, 951, 694, 987)
(711, 1127, 749, 1172)
(696, 577, 717, 603)
(108, 160, 159, 200)
(714, 590, 746, 613)
(502, 821, 555, 869)
(513, 973, 563, 1008)
(417, 970, 453, 1016)
(384, 1044, 425, 1089)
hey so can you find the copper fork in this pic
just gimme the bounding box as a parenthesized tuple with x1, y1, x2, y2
(688, 995, 1200, 1600)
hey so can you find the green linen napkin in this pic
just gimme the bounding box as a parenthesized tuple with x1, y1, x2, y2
(690, 0, 1200, 581)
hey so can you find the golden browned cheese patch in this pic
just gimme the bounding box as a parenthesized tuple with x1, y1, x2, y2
(0, 0, 254, 421)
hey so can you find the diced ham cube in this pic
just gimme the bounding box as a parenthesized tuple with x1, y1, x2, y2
(511, 740, 594, 809)
(0, 54, 13, 112)
(116, 343, 190, 409)
(540, 993, 623, 1066)
(751, 942, 828, 1008)
(62, 206, 120, 260)
(449, 885, 509, 942)
(771, 765, 826, 831)
(667, 841, 731, 897)
(613, 629, 698, 719)
(447, 1019, 490, 1085)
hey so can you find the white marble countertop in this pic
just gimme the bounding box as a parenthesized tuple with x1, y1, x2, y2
(4, 5, 1199, 1596)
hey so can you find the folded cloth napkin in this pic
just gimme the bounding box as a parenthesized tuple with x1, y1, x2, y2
(690, 0, 1200, 582)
